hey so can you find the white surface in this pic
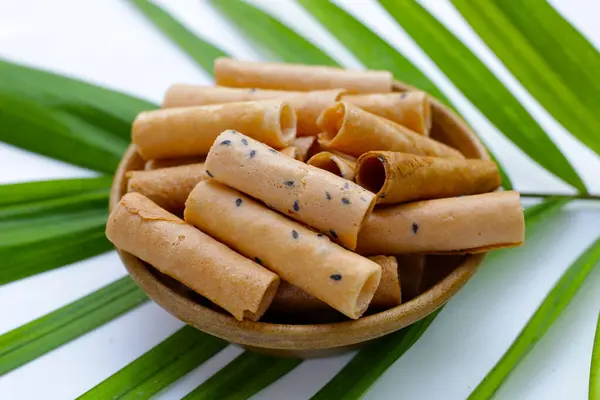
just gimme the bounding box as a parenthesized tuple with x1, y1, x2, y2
(0, 0, 599, 399)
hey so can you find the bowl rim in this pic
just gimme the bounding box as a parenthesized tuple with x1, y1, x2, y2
(109, 80, 488, 351)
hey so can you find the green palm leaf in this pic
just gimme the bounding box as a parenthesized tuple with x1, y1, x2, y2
(591, 312, 600, 400)
(130, 0, 228, 76)
(79, 326, 227, 399)
(0, 277, 147, 375)
(376, 0, 586, 193)
(452, 0, 600, 158)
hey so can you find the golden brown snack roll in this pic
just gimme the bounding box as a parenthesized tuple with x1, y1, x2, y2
(356, 151, 501, 204)
(132, 99, 297, 160)
(343, 91, 431, 135)
(307, 151, 356, 181)
(144, 156, 205, 170)
(105, 193, 279, 321)
(185, 180, 382, 319)
(357, 191, 525, 255)
(126, 163, 207, 215)
(204, 130, 377, 250)
(318, 102, 464, 159)
(215, 57, 392, 93)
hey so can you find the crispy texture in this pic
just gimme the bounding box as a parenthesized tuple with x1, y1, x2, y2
(356, 151, 501, 204)
(204, 130, 376, 250)
(307, 151, 356, 181)
(396, 255, 426, 301)
(105, 193, 279, 321)
(215, 57, 392, 94)
(343, 91, 431, 135)
(162, 85, 344, 136)
(145, 156, 205, 170)
(126, 163, 207, 214)
(185, 180, 382, 319)
(293, 136, 318, 162)
(132, 99, 297, 160)
(357, 191, 525, 255)
(318, 102, 464, 159)
(271, 255, 401, 314)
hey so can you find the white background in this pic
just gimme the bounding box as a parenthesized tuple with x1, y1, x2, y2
(0, 0, 599, 399)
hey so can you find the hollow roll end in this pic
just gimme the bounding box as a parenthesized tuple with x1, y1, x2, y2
(243, 276, 281, 321)
(278, 102, 297, 146)
(356, 152, 388, 198)
(317, 102, 346, 145)
(352, 266, 383, 319)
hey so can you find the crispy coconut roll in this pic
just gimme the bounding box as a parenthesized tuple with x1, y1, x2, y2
(185, 180, 382, 319)
(144, 156, 204, 170)
(318, 102, 464, 159)
(126, 163, 207, 214)
(307, 151, 357, 181)
(106, 193, 279, 321)
(163, 86, 344, 136)
(357, 191, 525, 255)
(343, 91, 432, 135)
(204, 130, 376, 250)
(132, 99, 297, 160)
(215, 57, 392, 94)
(356, 151, 501, 204)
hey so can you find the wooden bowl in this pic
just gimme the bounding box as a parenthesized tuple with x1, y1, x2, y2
(110, 81, 488, 358)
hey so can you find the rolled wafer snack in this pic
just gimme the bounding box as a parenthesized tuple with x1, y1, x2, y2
(293, 136, 319, 162)
(145, 156, 204, 170)
(318, 102, 464, 159)
(357, 191, 525, 255)
(343, 91, 432, 135)
(271, 255, 401, 314)
(396, 255, 426, 301)
(184, 180, 382, 319)
(215, 57, 392, 94)
(307, 151, 356, 181)
(280, 146, 298, 159)
(132, 99, 297, 160)
(106, 193, 279, 321)
(204, 130, 376, 250)
(162, 86, 344, 137)
(356, 151, 501, 204)
(126, 163, 207, 214)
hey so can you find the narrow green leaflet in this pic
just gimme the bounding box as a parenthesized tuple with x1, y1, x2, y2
(469, 236, 600, 399)
(452, 0, 600, 158)
(296, 0, 511, 188)
(0, 277, 147, 375)
(377, 0, 586, 193)
(130, 0, 228, 76)
(0, 93, 125, 173)
(184, 352, 302, 400)
(80, 326, 227, 399)
(0, 59, 155, 136)
(209, 0, 337, 66)
(0, 176, 111, 207)
(590, 313, 600, 400)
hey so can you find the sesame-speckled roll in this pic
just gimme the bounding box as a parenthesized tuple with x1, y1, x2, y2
(318, 102, 464, 159)
(132, 99, 297, 160)
(356, 151, 501, 204)
(106, 193, 279, 321)
(343, 91, 431, 135)
(204, 130, 376, 250)
(184, 180, 382, 319)
(162, 85, 343, 136)
(215, 58, 392, 94)
(271, 255, 401, 314)
(307, 151, 356, 181)
(396, 255, 426, 301)
(145, 156, 205, 170)
(293, 136, 319, 162)
(126, 163, 207, 214)
(357, 191, 525, 255)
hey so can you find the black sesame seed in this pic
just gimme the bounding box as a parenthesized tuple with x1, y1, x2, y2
(329, 230, 338, 239)
(220, 140, 232, 146)
(292, 230, 299, 239)
(254, 257, 262, 265)
(360, 197, 367, 202)
(317, 233, 324, 237)
(269, 148, 278, 154)
(293, 200, 300, 212)
(380, 193, 386, 198)
(235, 198, 242, 207)
(377, 155, 385, 162)
(206, 170, 214, 178)
(330, 274, 342, 281)
(283, 180, 295, 187)
(325, 191, 332, 200)
(341, 197, 351, 205)
(400, 92, 408, 99)
(344, 182, 350, 189)
(230, 130, 238, 134)
(249, 88, 257, 93)
(241, 138, 248, 146)
(249, 150, 256, 158)
(412, 223, 419, 234)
